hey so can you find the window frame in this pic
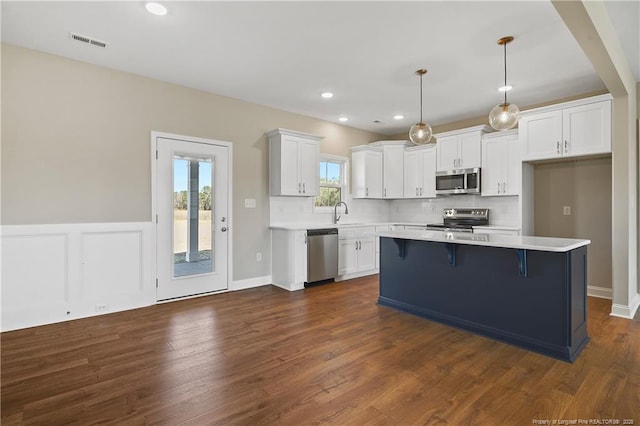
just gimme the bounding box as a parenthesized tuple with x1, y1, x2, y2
(313, 154, 348, 212)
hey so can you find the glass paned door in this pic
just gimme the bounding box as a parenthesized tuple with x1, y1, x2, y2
(173, 156, 213, 277)
(156, 137, 229, 300)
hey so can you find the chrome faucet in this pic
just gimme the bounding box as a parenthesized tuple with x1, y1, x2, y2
(333, 201, 349, 224)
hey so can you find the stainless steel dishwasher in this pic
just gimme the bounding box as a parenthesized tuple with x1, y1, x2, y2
(306, 228, 339, 285)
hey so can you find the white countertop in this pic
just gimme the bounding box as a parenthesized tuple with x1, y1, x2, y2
(377, 230, 590, 252)
(270, 222, 391, 231)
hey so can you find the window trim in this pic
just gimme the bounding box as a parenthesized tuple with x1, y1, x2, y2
(314, 154, 348, 212)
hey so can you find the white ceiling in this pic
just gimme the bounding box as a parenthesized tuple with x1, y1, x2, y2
(2, 1, 637, 136)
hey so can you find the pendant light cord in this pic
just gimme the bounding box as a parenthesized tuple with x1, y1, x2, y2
(419, 73, 423, 123)
(503, 41, 508, 105)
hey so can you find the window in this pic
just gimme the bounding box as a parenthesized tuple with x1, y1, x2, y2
(315, 155, 347, 208)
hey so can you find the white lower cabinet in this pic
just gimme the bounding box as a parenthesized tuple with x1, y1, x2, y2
(271, 229, 307, 291)
(338, 226, 376, 278)
(374, 225, 389, 270)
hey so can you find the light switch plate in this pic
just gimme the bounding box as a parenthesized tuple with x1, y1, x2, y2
(245, 198, 256, 208)
(563, 206, 571, 216)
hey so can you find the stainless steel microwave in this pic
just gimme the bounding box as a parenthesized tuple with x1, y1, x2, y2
(435, 168, 481, 195)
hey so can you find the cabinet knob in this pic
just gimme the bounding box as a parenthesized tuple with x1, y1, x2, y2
(221, 227, 227, 232)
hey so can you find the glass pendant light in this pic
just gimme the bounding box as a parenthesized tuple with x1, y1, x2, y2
(489, 36, 520, 131)
(409, 69, 434, 145)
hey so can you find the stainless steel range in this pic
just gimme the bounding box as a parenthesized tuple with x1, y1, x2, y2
(426, 208, 489, 233)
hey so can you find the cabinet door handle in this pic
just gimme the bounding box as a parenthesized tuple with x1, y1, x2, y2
(416, 188, 419, 196)
(502, 182, 506, 193)
(359, 241, 362, 250)
(365, 187, 368, 197)
(384, 188, 387, 197)
(564, 140, 568, 153)
(420, 187, 423, 196)
(298, 182, 301, 193)
(557, 141, 560, 154)
(497, 182, 501, 193)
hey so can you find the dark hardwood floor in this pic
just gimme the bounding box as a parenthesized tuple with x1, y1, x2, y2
(2, 276, 639, 425)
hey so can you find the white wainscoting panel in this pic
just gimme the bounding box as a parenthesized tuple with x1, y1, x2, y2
(1, 233, 69, 329)
(1, 222, 155, 331)
(82, 231, 144, 297)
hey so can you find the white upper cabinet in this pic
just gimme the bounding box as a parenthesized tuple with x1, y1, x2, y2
(267, 128, 322, 196)
(351, 141, 408, 199)
(520, 96, 611, 162)
(381, 144, 405, 198)
(351, 146, 383, 198)
(481, 130, 520, 196)
(435, 125, 491, 171)
(404, 146, 436, 198)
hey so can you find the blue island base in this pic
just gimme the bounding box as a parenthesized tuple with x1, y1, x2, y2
(378, 237, 589, 362)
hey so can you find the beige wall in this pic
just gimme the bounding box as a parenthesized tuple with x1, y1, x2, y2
(1, 44, 384, 281)
(534, 158, 612, 288)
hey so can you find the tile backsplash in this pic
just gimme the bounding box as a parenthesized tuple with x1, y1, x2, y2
(270, 193, 520, 227)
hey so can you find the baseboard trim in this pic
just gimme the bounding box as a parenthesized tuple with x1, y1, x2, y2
(270, 281, 304, 292)
(610, 292, 640, 319)
(335, 269, 378, 282)
(587, 285, 612, 299)
(230, 275, 272, 291)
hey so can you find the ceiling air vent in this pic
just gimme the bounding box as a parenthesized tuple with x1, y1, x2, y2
(69, 32, 108, 48)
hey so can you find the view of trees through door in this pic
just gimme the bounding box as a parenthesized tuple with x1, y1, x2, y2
(173, 157, 214, 277)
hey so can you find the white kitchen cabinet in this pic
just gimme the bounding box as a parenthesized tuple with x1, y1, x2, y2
(271, 229, 307, 291)
(351, 146, 383, 198)
(404, 146, 436, 198)
(481, 130, 520, 196)
(267, 128, 322, 196)
(338, 226, 376, 278)
(381, 144, 404, 198)
(520, 96, 611, 162)
(374, 225, 389, 270)
(435, 125, 491, 171)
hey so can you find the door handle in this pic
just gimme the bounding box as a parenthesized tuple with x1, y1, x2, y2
(384, 188, 387, 197)
(557, 141, 560, 154)
(303, 182, 306, 194)
(221, 227, 227, 232)
(564, 140, 568, 153)
(416, 188, 419, 196)
(497, 182, 500, 193)
(298, 182, 301, 193)
(365, 187, 368, 197)
(502, 182, 506, 193)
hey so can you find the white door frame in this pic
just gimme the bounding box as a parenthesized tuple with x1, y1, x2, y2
(151, 131, 233, 301)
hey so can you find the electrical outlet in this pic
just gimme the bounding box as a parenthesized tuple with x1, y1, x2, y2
(563, 206, 571, 216)
(95, 304, 109, 313)
(244, 198, 256, 208)
(256, 252, 262, 262)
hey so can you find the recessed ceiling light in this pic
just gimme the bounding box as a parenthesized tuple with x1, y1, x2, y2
(393, 114, 404, 120)
(321, 92, 334, 99)
(498, 85, 513, 92)
(145, 2, 168, 16)
(338, 116, 348, 122)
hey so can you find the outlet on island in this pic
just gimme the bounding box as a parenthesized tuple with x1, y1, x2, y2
(256, 252, 262, 262)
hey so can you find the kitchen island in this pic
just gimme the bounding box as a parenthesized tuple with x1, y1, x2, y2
(377, 230, 591, 362)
